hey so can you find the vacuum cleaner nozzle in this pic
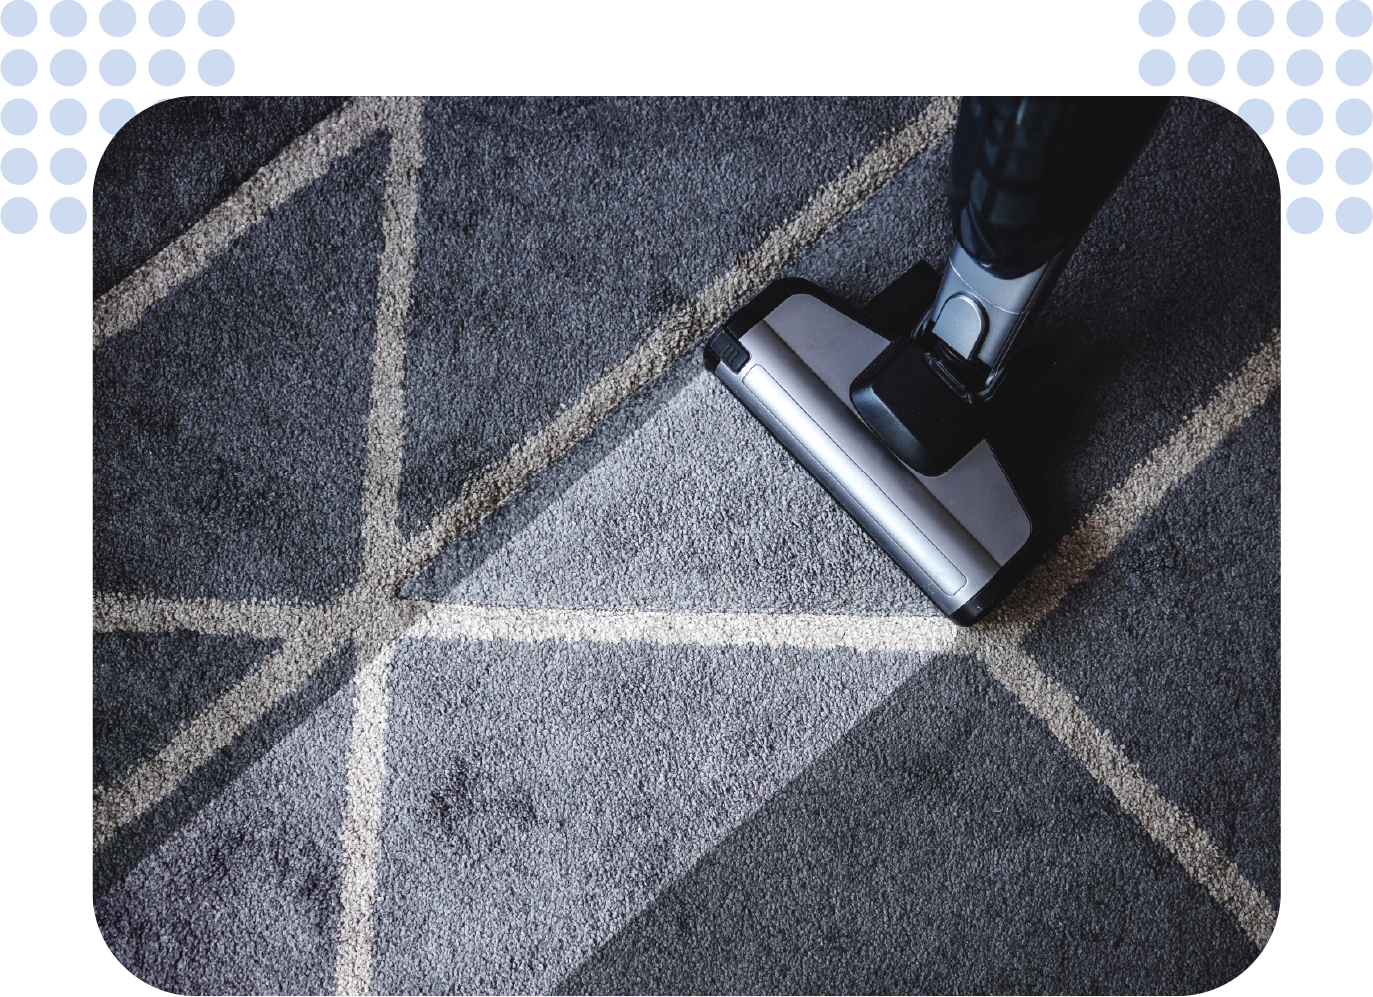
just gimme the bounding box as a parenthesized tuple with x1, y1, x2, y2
(705, 271, 1037, 624)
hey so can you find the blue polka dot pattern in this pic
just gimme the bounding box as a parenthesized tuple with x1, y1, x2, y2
(148, 48, 185, 85)
(1287, 196, 1324, 231)
(49, 48, 87, 86)
(49, 0, 87, 37)
(1239, 49, 1276, 85)
(50, 147, 87, 185)
(1, 146, 37, 184)
(2, 98, 37, 134)
(1288, 48, 1325, 84)
(197, 1, 233, 36)
(1238, 0, 1276, 35)
(1287, 147, 1325, 183)
(148, 0, 184, 36)
(1338, 1, 1373, 35)
(50, 98, 87, 134)
(99, 48, 135, 85)
(1139, 1, 1176, 36)
(1140, 49, 1177, 84)
(1239, 98, 1276, 133)
(50, 196, 86, 234)
(1336, 147, 1372, 181)
(1287, 0, 1325, 36)
(1337, 49, 1372, 84)
(1337, 98, 1373, 132)
(2, 48, 38, 85)
(1, 2, 38, 36)
(1336, 195, 1372, 230)
(1189, 49, 1226, 85)
(99, 1, 135, 36)
(2, 196, 37, 233)
(1288, 98, 1325, 133)
(99, 98, 135, 134)
(1189, 1, 1224, 35)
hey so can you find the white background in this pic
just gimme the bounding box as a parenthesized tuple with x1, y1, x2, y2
(0, 0, 1367, 992)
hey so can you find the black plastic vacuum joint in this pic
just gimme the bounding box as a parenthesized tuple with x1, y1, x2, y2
(708, 330, 750, 373)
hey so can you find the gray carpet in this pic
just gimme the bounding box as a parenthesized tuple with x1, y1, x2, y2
(92, 97, 1279, 994)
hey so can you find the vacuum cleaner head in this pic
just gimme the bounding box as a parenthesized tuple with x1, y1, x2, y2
(704, 272, 1038, 625)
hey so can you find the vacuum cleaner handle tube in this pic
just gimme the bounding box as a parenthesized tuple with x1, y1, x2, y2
(927, 97, 1172, 382)
(948, 96, 1171, 280)
(852, 97, 1169, 474)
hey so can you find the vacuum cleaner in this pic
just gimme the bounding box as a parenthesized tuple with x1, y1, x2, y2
(705, 97, 1170, 624)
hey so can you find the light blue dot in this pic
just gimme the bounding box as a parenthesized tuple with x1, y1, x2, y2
(50, 196, 85, 233)
(1338, 1, 1372, 34)
(1239, 49, 1276, 83)
(1337, 195, 1372, 229)
(1140, 49, 1177, 84)
(1189, 0, 1225, 35)
(1, 1, 36, 36)
(2, 48, 37, 84)
(50, 0, 86, 36)
(2, 196, 36, 233)
(148, 48, 183, 84)
(50, 97, 86, 134)
(148, 0, 183, 35)
(1288, 0, 1325, 35)
(197, 47, 232, 85)
(1338, 97, 1373, 131)
(1, 98, 36, 134)
(50, 147, 85, 184)
(1288, 97, 1325, 132)
(197, 0, 232, 36)
(50, 48, 86, 85)
(1239, 98, 1276, 133)
(1338, 48, 1372, 82)
(1337, 146, 1373, 180)
(1287, 196, 1323, 230)
(99, 47, 134, 84)
(99, 97, 134, 133)
(1240, 0, 1276, 34)
(1288, 48, 1325, 83)
(1, 147, 36, 184)
(1189, 48, 1226, 84)
(1140, 0, 1177, 35)
(99, 0, 134, 35)
(1288, 147, 1325, 182)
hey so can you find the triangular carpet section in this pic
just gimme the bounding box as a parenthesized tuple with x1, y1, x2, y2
(440, 372, 940, 615)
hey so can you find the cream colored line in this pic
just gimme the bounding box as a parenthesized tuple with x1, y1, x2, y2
(333, 642, 398, 997)
(92, 593, 327, 639)
(961, 330, 1282, 948)
(93, 97, 402, 349)
(408, 603, 960, 654)
(359, 97, 425, 582)
(990, 331, 1281, 629)
(396, 97, 962, 579)
(970, 635, 1277, 949)
(93, 623, 345, 850)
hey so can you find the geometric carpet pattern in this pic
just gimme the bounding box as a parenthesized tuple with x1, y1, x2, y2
(93, 97, 1279, 994)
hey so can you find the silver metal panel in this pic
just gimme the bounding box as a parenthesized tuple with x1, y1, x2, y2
(757, 295, 1033, 571)
(712, 294, 1034, 614)
(742, 362, 972, 596)
(717, 319, 1003, 612)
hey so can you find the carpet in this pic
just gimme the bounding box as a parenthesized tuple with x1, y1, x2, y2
(92, 96, 1279, 995)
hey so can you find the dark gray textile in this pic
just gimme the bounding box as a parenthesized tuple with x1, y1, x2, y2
(93, 96, 348, 297)
(92, 97, 1279, 995)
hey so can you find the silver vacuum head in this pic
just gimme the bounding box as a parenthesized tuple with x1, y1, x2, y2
(708, 284, 1035, 624)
